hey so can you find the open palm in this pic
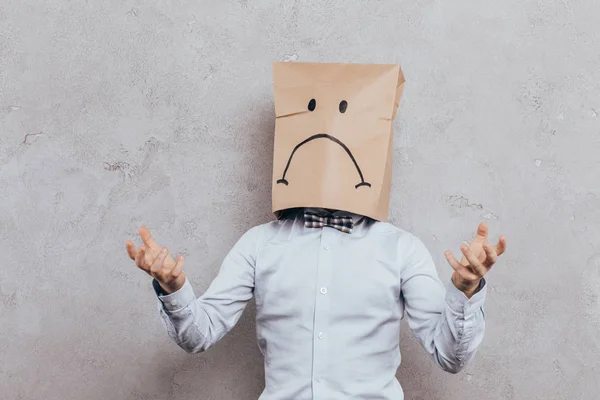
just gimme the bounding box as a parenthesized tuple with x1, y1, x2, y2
(444, 222, 507, 297)
(125, 226, 186, 294)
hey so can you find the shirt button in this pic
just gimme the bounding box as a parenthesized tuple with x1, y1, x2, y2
(320, 287, 328, 294)
(323, 244, 329, 251)
(170, 300, 178, 307)
(318, 332, 325, 339)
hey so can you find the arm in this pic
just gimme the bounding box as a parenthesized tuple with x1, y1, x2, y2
(153, 225, 263, 353)
(400, 234, 487, 373)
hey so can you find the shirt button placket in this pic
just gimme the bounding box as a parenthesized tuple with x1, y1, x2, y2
(313, 229, 333, 397)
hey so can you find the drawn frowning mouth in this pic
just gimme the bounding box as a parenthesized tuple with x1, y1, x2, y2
(276, 133, 371, 189)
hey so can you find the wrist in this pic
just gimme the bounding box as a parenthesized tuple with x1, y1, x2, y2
(461, 286, 478, 299)
(158, 274, 186, 295)
(452, 273, 480, 299)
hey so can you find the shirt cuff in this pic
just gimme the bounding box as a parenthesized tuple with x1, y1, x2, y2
(445, 278, 487, 317)
(152, 278, 196, 312)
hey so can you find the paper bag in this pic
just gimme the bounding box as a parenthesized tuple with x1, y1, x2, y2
(271, 62, 405, 221)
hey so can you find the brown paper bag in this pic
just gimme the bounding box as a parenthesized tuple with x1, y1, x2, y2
(271, 62, 405, 221)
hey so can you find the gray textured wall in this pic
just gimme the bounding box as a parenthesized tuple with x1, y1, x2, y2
(1, 1, 599, 399)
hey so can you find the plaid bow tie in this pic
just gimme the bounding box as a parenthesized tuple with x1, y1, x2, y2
(304, 211, 354, 234)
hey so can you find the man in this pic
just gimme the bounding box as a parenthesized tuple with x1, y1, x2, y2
(125, 62, 507, 399)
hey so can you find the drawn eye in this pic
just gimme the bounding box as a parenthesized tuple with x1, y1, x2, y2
(339, 100, 348, 113)
(308, 98, 316, 111)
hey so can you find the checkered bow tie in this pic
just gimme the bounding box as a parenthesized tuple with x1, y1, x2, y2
(303, 211, 354, 234)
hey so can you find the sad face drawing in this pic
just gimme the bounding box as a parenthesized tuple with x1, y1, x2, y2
(276, 97, 371, 189)
(271, 62, 405, 222)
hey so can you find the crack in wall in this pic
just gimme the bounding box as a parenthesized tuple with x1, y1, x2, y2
(103, 161, 131, 181)
(21, 132, 44, 145)
(446, 195, 499, 220)
(446, 195, 484, 210)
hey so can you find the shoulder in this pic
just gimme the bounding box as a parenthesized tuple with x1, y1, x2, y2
(231, 221, 285, 262)
(367, 221, 430, 255)
(367, 220, 416, 241)
(241, 217, 300, 246)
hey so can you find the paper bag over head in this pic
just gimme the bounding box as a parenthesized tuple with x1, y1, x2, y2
(271, 62, 405, 222)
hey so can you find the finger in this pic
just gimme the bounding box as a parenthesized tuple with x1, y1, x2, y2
(483, 242, 498, 267)
(139, 226, 159, 250)
(469, 221, 489, 247)
(482, 243, 498, 271)
(150, 247, 169, 275)
(459, 243, 478, 272)
(126, 240, 137, 260)
(462, 246, 487, 266)
(478, 249, 487, 264)
(495, 236, 507, 257)
(475, 221, 488, 240)
(169, 255, 185, 279)
(135, 246, 148, 271)
(445, 250, 479, 281)
(461, 243, 488, 277)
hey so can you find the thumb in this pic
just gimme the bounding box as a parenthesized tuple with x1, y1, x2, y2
(171, 255, 185, 278)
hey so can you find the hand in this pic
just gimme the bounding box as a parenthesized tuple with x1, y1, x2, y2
(125, 226, 186, 294)
(444, 222, 507, 298)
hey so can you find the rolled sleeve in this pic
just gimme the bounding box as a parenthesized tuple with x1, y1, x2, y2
(444, 278, 487, 367)
(445, 278, 487, 319)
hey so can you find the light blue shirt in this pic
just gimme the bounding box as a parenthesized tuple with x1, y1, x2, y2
(154, 209, 487, 399)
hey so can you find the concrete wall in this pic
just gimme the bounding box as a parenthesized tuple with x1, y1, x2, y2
(1, 0, 599, 399)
